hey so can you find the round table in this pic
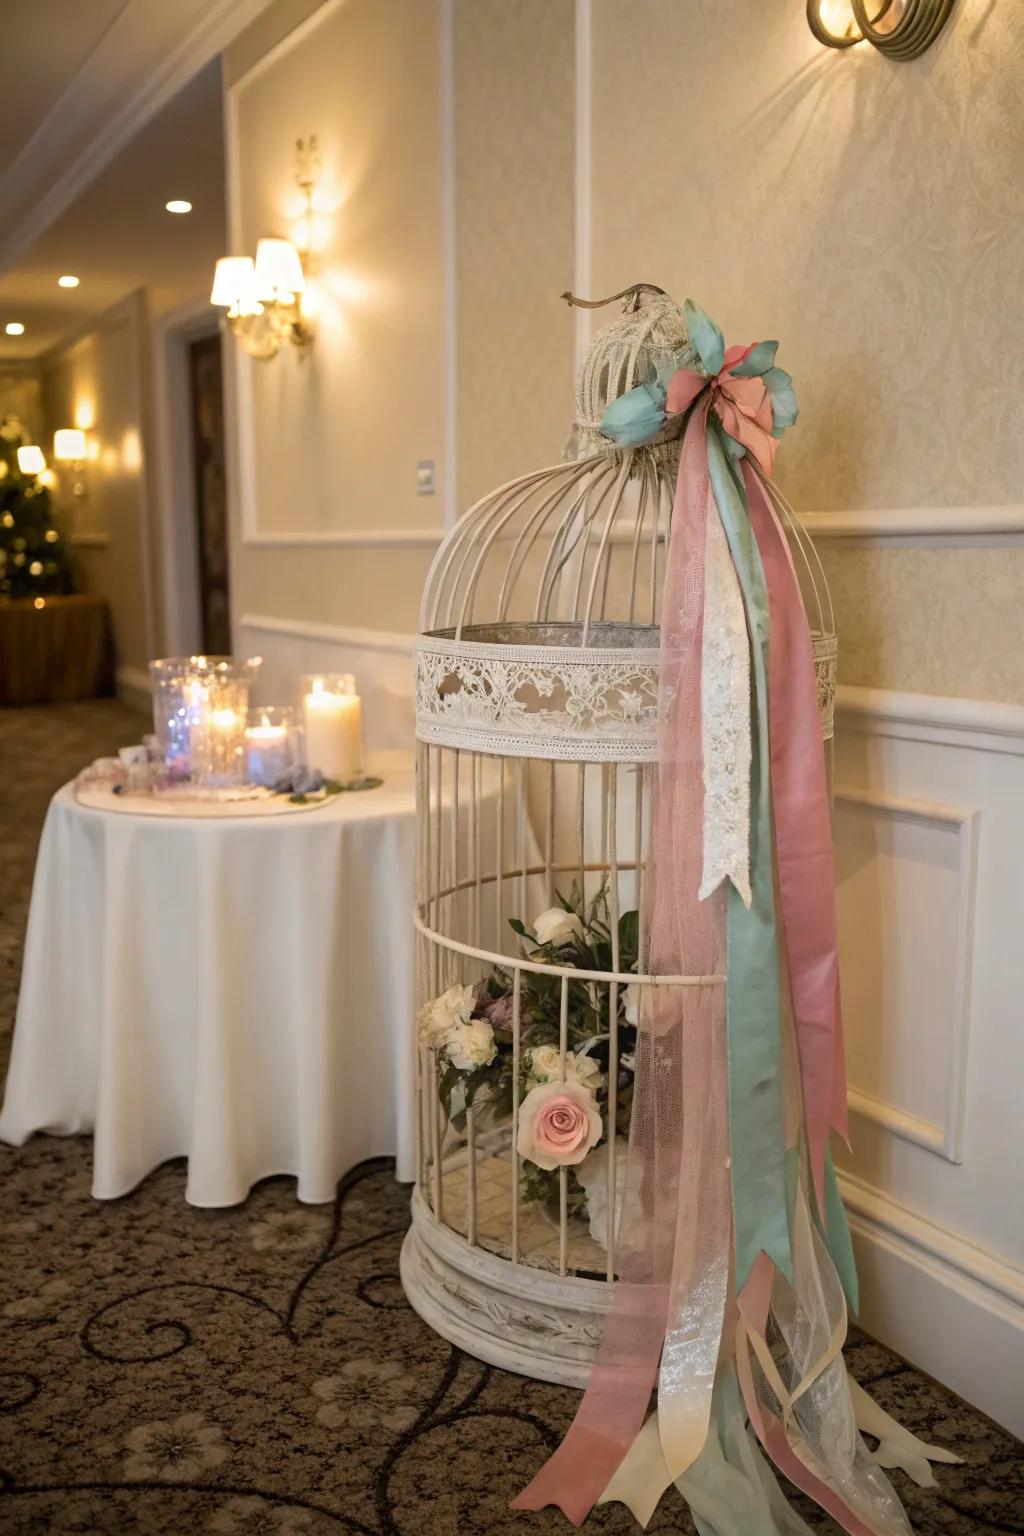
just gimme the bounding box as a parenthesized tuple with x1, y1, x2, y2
(0, 752, 417, 1205)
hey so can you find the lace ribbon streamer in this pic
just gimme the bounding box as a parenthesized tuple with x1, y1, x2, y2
(699, 508, 752, 907)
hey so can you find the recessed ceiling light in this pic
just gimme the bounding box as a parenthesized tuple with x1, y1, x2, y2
(165, 200, 192, 214)
(4, 322, 25, 336)
(58, 274, 80, 288)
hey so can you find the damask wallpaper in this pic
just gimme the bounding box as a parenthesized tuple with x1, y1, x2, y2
(821, 543, 1024, 705)
(590, 0, 1024, 516)
(454, 0, 576, 513)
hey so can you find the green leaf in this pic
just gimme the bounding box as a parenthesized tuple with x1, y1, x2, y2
(683, 299, 725, 376)
(618, 909, 640, 965)
(730, 339, 778, 378)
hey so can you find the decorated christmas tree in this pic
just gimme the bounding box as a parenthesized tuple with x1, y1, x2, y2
(0, 415, 75, 599)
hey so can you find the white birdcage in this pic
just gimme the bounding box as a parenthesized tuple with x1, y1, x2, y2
(400, 286, 837, 1386)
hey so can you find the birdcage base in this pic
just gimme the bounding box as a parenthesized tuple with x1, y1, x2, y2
(401, 1186, 613, 1387)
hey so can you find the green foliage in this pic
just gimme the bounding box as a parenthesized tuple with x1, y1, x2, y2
(0, 417, 75, 600)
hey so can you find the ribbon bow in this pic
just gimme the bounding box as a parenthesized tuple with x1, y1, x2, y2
(600, 299, 798, 476)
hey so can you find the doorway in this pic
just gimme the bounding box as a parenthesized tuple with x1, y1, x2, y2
(187, 333, 230, 654)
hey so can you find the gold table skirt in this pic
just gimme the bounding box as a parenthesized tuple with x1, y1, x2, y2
(0, 595, 115, 705)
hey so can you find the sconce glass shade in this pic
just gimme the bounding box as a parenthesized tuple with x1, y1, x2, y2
(254, 238, 306, 300)
(54, 428, 87, 462)
(16, 445, 45, 476)
(210, 256, 263, 316)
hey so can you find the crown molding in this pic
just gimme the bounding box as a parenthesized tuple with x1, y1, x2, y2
(0, 0, 272, 277)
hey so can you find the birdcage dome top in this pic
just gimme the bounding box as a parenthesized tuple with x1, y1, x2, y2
(416, 287, 836, 762)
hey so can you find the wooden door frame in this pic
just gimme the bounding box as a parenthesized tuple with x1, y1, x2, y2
(150, 298, 223, 657)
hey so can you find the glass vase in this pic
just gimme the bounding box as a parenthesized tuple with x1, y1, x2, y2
(244, 706, 299, 788)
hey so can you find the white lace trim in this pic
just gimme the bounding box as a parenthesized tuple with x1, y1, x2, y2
(415, 635, 660, 763)
(699, 511, 752, 907)
(415, 631, 836, 763)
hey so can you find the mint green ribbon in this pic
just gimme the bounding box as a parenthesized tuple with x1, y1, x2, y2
(706, 420, 792, 1290)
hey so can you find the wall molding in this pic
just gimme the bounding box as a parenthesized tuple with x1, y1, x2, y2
(69, 531, 111, 549)
(801, 503, 1024, 544)
(226, 0, 453, 550)
(838, 1168, 1024, 1318)
(834, 786, 978, 1165)
(241, 528, 445, 549)
(837, 684, 1024, 756)
(572, 0, 593, 381)
(0, 0, 271, 277)
(237, 611, 418, 657)
(440, 0, 457, 531)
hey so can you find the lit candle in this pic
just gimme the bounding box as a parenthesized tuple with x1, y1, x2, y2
(245, 709, 295, 786)
(301, 674, 363, 780)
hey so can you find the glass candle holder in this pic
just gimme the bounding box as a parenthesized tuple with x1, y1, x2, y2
(300, 672, 363, 780)
(244, 706, 299, 788)
(149, 656, 263, 780)
(148, 657, 195, 775)
(186, 658, 262, 787)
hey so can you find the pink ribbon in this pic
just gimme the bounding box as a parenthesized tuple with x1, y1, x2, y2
(512, 406, 729, 1526)
(666, 344, 779, 479)
(744, 468, 847, 1207)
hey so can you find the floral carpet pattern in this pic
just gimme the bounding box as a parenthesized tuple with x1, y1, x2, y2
(0, 701, 1022, 1535)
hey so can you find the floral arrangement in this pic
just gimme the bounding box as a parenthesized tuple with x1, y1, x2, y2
(417, 882, 638, 1241)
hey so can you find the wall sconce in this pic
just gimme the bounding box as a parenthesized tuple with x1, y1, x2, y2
(807, 0, 955, 60)
(16, 445, 45, 477)
(54, 428, 89, 497)
(210, 135, 319, 361)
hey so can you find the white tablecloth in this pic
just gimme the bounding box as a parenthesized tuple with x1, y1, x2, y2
(0, 752, 418, 1205)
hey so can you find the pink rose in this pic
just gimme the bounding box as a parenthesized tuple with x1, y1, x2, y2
(516, 1080, 602, 1171)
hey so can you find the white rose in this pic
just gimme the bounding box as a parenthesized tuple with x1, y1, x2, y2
(532, 907, 585, 948)
(516, 1079, 603, 1171)
(417, 982, 476, 1050)
(528, 1044, 602, 1091)
(444, 1018, 497, 1071)
(576, 1139, 630, 1251)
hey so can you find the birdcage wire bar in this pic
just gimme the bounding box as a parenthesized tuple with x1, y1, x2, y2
(401, 291, 837, 1385)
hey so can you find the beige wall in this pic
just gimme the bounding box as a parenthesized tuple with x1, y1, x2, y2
(224, 0, 448, 703)
(586, 0, 1024, 704)
(0, 369, 43, 443)
(40, 291, 153, 675)
(224, 0, 1024, 724)
(454, 0, 575, 510)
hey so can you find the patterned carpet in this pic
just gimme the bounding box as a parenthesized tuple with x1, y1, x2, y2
(0, 700, 1021, 1536)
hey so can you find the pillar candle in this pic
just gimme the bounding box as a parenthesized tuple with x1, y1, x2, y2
(302, 677, 363, 780)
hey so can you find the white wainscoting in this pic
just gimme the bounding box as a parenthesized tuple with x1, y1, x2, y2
(834, 685, 1024, 1435)
(236, 612, 417, 755)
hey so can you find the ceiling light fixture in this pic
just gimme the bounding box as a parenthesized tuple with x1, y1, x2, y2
(210, 135, 318, 362)
(807, 0, 956, 59)
(58, 275, 80, 288)
(4, 322, 25, 336)
(166, 199, 193, 214)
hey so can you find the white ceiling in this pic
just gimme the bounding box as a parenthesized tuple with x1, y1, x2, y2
(0, 62, 226, 359)
(0, 0, 273, 362)
(0, 0, 129, 168)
